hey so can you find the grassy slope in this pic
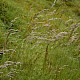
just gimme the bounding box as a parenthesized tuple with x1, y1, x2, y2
(0, 0, 80, 80)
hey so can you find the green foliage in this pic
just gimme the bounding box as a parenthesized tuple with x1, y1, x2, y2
(0, 0, 23, 30)
(0, 0, 80, 80)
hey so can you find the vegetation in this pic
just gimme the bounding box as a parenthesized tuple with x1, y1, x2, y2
(0, 0, 80, 80)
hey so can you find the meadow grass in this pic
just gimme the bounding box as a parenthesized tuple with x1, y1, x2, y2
(0, 0, 80, 80)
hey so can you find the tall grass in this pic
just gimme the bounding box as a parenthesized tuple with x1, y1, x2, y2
(0, 0, 80, 80)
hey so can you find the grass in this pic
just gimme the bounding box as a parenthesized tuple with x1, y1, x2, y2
(0, 0, 80, 80)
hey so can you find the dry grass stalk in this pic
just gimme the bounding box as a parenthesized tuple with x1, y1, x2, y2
(43, 43, 49, 72)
